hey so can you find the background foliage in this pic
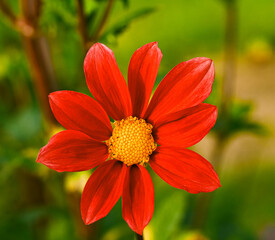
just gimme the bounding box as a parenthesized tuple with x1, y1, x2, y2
(0, 0, 274, 239)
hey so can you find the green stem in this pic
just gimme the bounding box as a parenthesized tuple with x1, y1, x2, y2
(221, 0, 238, 114)
(0, 0, 17, 24)
(20, 0, 58, 126)
(76, 0, 89, 52)
(91, 0, 114, 43)
(190, 0, 238, 230)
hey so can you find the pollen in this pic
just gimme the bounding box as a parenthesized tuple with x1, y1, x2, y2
(106, 116, 157, 166)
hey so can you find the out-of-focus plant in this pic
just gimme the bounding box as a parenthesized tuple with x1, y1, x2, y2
(190, 0, 267, 231)
(0, 1, 157, 240)
(214, 100, 268, 140)
(211, 0, 267, 171)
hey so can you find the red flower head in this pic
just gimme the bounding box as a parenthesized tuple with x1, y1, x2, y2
(37, 42, 220, 234)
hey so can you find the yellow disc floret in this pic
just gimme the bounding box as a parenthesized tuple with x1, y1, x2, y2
(106, 116, 157, 166)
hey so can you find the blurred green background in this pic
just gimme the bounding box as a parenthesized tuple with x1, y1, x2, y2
(0, 0, 274, 239)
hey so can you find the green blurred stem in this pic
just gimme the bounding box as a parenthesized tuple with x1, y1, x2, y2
(20, 0, 58, 126)
(0, 0, 17, 24)
(221, 0, 238, 115)
(1, 0, 58, 125)
(76, 0, 114, 51)
(91, 0, 114, 43)
(191, 0, 238, 229)
(76, 0, 89, 52)
(136, 233, 144, 240)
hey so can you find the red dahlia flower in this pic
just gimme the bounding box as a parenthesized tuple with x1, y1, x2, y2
(37, 42, 220, 235)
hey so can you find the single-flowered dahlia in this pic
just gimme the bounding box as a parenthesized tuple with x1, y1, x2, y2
(37, 42, 220, 235)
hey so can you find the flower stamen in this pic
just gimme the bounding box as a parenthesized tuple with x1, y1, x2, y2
(106, 116, 157, 166)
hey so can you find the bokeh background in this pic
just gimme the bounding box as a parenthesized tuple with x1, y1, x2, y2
(0, 0, 274, 239)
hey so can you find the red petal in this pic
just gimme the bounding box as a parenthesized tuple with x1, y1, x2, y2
(37, 130, 108, 172)
(145, 57, 215, 124)
(154, 104, 217, 148)
(81, 160, 127, 224)
(84, 43, 132, 120)
(150, 147, 221, 193)
(49, 90, 112, 141)
(122, 165, 154, 235)
(128, 42, 162, 118)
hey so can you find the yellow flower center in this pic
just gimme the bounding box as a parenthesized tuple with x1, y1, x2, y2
(106, 116, 157, 166)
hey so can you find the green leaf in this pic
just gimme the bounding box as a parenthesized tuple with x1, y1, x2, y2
(151, 191, 186, 240)
(101, 7, 156, 42)
(213, 100, 268, 139)
(41, 1, 77, 29)
(84, 0, 99, 15)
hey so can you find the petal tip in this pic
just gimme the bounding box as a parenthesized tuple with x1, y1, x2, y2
(144, 41, 162, 54)
(48, 90, 65, 102)
(36, 148, 44, 163)
(48, 92, 55, 100)
(150, 42, 162, 52)
(85, 42, 109, 63)
(82, 214, 96, 225)
(212, 174, 222, 190)
(36, 157, 41, 164)
(81, 204, 93, 225)
(216, 178, 222, 188)
(210, 105, 218, 115)
(199, 57, 214, 77)
(81, 212, 91, 225)
(202, 57, 213, 63)
(92, 42, 103, 48)
(203, 58, 213, 67)
(91, 42, 110, 53)
(135, 229, 144, 236)
(210, 183, 222, 192)
(206, 58, 215, 71)
(151, 42, 163, 57)
(193, 57, 213, 68)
